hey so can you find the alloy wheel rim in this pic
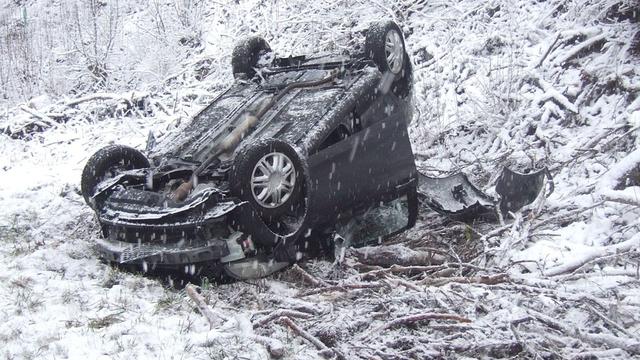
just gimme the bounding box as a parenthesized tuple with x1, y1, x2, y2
(385, 30, 404, 74)
(251, 152, 296, 208)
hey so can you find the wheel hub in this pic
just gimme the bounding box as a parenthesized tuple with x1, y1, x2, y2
(268, 172, 284, 190)
(385, 30, 404, 74)
(251, 152, 296, 208)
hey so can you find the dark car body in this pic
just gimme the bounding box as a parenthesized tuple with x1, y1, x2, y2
(87, 35, 418, 277)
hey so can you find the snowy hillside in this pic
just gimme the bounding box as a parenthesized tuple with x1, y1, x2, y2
(1, 0, 639, 359)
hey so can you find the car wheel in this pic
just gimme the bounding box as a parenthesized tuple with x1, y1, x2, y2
(231, 36, 272, 79)
(81, 145, 150, 208)
(365, 20, 406, 75)
(230, 139, 304, 220)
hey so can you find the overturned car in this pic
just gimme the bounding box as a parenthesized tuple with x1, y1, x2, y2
(81, 21, 419, 279)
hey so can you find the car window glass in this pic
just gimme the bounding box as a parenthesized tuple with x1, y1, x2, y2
(337, 195, 410, 247)
(317, 123, 350, 151)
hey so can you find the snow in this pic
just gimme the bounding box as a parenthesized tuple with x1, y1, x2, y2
(1, 0, 640, 359)
(599, 148, 640, 190)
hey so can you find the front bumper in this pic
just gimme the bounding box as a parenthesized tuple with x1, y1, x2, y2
(96, 237, 229, 265)
(94, 199, 247, 267)
(93, 198, 293, 268)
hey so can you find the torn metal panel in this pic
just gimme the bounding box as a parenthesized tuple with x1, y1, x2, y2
(418, 172, 497, 221)
(495, 167, 553, 217)
(418, 167, 553, 222)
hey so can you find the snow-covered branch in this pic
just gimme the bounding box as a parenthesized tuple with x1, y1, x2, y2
(544, 232, 640, 276)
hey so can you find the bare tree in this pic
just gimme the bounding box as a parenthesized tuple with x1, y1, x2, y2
(65, 0, 120, 90)
(0, 11, 38, 102)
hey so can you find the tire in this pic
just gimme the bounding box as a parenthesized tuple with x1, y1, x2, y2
(365, 21, 406, 75)
(81, 145, 150, 208)
(229, 139, 304, 220)
(231, 36, 272, 79)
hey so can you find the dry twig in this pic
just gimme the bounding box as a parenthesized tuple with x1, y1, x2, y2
(419, 273, 509, 286)
(186, 284, 285, 358)
(374, 312, 472, 333)
(297, 282, 387, 297)
(280, 316, 334, 358)
(253, 309, 313, 328)
(185, 284, 228, 328)
(290, 264, 328, 286)
(19, 105, 57, 127)
(534, 32, 560, 68)
(527, 308, 640, 355)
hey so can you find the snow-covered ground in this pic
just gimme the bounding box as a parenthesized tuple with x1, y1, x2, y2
(1, 0, 639, 359)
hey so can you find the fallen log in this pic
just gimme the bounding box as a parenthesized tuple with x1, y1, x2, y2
(349, 244, 445, 267)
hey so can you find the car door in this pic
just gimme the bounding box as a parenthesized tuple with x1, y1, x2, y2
(307, 100, 417, 223)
